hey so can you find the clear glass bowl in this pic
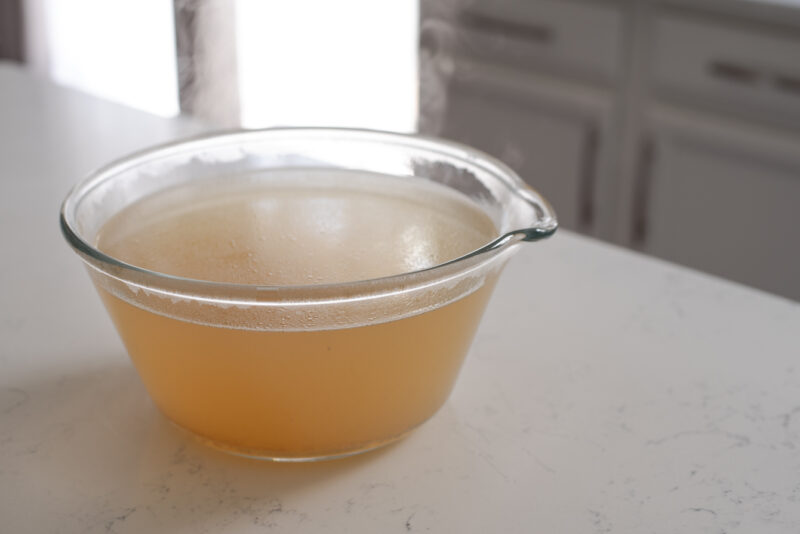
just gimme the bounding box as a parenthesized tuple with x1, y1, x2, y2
(60, 128, 557, 461)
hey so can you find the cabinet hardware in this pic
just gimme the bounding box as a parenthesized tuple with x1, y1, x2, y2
(708, 60, 760, 85)
(458, 11, 554, 45)
(773, 74, 800, 97)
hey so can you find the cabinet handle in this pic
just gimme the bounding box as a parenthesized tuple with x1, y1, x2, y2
(773, 74, 800, 97)
(578, 124, 599, 230)
(458, 10, 554, 45)
(709, 60, 800, 98)
(632, 138, 656, 246)
(708, 60, 760, 86)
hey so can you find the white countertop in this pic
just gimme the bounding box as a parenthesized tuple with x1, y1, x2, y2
(1, 62, 799, 533)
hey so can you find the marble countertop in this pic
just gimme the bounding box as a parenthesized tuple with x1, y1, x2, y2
(1, 62, 799, 533)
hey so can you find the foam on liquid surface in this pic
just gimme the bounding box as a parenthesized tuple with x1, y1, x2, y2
(96, 170, 497, 285)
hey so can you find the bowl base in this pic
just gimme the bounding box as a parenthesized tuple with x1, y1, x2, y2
(173, 423, 419, 462)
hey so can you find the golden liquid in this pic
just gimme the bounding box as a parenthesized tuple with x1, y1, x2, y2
(95, 171, 499, 458)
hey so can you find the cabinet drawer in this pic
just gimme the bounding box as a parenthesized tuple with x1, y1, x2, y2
(651, 13, 800, 123)
(424, 0, 623, 82)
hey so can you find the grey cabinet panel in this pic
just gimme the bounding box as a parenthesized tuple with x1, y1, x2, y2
(440, 80, 596, 231)
(420, 0, 800, 300)
(652, 12, 800, 125)
(428, 0, 624, 82)
(642, 132, 800, 300)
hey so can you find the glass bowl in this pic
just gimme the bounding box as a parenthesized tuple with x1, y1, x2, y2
(60, 128, 557, 461)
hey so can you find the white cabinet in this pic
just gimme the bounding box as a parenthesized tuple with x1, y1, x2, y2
(438, 63, 612, 231)
(420, 0, 800, 300)
(420, 0, 621, 234)
(635, 108, 800, 300)
(650, 11, 800, 126)
(438, 0, 625, 82)
(633, 5, 800, 299)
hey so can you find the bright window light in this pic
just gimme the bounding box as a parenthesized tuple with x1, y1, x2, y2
(236, 0, 418, 132)
(38, 0, 179, 117)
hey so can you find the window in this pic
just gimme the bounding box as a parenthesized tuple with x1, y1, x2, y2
(236, 0, 418, 131)
(23, 0, 419, 131)
(25, 0, 180, 116)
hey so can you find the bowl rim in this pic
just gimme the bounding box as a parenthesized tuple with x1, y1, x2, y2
(60, 127, 556, 303)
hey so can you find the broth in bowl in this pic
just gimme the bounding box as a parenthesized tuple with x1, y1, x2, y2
(61, 128, 557, 460)
(94, 169, 498, 459)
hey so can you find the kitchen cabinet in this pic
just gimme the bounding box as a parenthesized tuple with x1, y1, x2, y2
(421, 0, 800, 300)
(636, 4, 800, 300)
(635, 107, 800, 300)
(650, 9, 800, 128)
(420, 0, 623, 236)
(430, 0, 625, 83)
(438, 62, 612, 231)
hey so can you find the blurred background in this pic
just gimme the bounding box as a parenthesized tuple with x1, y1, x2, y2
(1, 0, 799, 301)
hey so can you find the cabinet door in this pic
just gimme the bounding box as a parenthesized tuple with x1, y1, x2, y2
(438, 71, 603, 231)
(636, 114, 800, 300)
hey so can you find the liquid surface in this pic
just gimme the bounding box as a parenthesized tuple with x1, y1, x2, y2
(97, 170, 497, 285)
(93, 170, 500, 459)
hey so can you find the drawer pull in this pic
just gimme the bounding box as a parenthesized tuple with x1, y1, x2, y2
(458, 10, 554, 45)
(708, 60, 760, 85)
(773, 74, 800, 97)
